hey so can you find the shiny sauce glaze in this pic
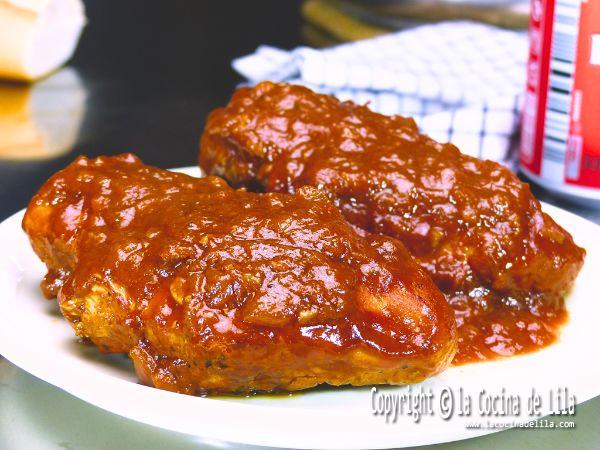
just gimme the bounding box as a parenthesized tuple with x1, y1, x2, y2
(23, 154, 457, 392)
(449, 290, 567, 364)
(200, 82, 585, 364)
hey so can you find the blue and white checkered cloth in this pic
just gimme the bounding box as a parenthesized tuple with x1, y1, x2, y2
(232, 21, 528, 164)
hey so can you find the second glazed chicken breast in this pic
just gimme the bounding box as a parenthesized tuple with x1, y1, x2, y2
(199, 82, 586, 363)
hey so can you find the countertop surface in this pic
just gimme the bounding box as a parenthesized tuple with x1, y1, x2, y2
(0, 1, 598, 449)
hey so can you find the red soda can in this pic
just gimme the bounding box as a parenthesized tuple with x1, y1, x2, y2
(520, 0, 600, 204)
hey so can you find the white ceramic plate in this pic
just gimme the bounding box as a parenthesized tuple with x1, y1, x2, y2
(0, 167, 599, 450)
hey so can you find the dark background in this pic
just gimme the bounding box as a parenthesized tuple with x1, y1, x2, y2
(0, 0, 303, 220)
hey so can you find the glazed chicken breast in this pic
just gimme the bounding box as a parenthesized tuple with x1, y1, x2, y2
(23, 154, 456, 394)
(199, 82, 586, 363)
